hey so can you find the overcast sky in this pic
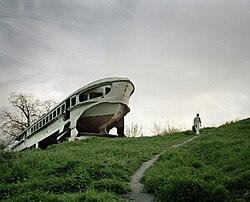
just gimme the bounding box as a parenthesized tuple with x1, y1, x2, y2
(0, 0, 249, 135)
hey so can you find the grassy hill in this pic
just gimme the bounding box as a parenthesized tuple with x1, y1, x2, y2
(143, 118, 250, 201)
(0, 119, 249, 202)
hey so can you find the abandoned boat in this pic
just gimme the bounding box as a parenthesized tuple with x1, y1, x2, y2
(8, 77, 135, 151)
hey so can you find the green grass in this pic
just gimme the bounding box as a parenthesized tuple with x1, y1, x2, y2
(143, 118, 250, 201)
(0, 133, 190, 201)
(0, 119, 249, 201)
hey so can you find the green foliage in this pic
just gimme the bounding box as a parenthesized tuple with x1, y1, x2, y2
(2, 190, 63, 202)
(143, 118, 250, 201)
(74, 189, 119, 202)
(224, 170, 250, 199)
(159, 176, 228, 202)
(143, 149, 229, 201)
(1, 118, 249, 201)
(0, 134, 189, 201)
(91, 178, 127, 193)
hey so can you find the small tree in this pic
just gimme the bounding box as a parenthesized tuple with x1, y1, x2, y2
(0, 92, 56, 141)
(125, 122, 143, 137)
(150, 121, 162, 136)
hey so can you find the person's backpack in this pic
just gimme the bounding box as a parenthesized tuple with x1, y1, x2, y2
(192, 125, 196, 133)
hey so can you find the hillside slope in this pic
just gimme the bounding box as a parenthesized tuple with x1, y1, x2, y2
(0, 119, 249, 202)
(0, 132, 190, 202)
(143, 118, 250, 201)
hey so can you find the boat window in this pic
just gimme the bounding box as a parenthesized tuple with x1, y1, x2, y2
(57, 107, 60, 115)
(23, 131, 27, 138)
(43, 119, 45, 125)
(49, 113, 52, 120)
(21, 134, 24, 139)
(79, 93, 88, 102)
(61, 104, 65, 113)
(89, 92, 103, 99)
(71, 97, 76, 106)
(46, 116, 49, 123)
(53, 111, 56, 118)
(79, 84, 111, 102)
(105, 87, 111, 94)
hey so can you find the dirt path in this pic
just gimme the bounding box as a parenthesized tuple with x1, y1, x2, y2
(120, 136, 198, 202)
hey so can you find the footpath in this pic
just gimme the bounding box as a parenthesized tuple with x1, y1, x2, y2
(120, 135, 198, 202)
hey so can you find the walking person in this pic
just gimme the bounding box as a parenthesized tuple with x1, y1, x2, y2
(193, 113, 201, 135)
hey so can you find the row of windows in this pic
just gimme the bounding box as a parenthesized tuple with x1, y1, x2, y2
(30, 104, 66, 134)
(27, 85, 111, 136)
(70, 86, 111, 107)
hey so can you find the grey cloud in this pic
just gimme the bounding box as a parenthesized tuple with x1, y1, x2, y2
(0, 0, 249, 134)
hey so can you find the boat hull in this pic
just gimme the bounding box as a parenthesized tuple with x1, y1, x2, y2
(6, 77, 135, 151)
(76, 102, 129, 136)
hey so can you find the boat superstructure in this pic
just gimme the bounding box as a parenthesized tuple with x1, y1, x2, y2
(8, 77, 134, 151)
